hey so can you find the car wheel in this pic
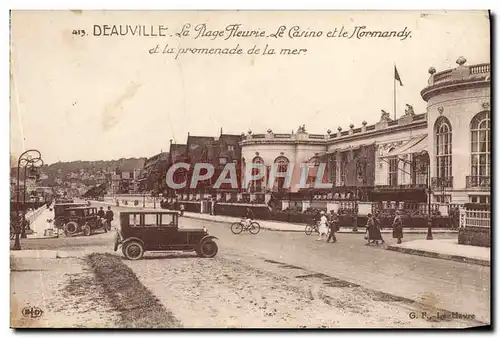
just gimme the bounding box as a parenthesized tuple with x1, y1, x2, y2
(199, 240, 218, 258)
(64, 221, 78, 236)
(249, 222, 261, 235)
(82, 225, 91, 236)
(124, 241, 144, 260)
(230, 222, 243, 234)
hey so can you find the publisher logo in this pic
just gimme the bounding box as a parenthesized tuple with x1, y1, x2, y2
(22, 306, 43, 319)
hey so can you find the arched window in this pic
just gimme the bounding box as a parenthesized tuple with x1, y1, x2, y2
(435, 117, 452, 179)
(470, 111, 490, 182)
(273, 156, 289, 192)
(274, 156, 289, 173)
(251, 156, 265, 192)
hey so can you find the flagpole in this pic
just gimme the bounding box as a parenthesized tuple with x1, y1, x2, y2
(393, 65, 397, 120)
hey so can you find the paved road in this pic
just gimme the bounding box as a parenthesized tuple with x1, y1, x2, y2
(15, 203, 490, 326)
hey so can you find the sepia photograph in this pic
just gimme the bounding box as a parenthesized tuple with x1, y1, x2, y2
(9, 9, 491, 329)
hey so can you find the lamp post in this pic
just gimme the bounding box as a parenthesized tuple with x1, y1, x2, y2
(426, 161, 433, 240)
(13, 149, 43, 250)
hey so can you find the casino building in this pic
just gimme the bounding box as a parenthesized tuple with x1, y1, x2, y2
(239, 57, 490, 205)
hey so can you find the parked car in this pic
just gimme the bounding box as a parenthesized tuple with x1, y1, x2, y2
(63, 207, 108, 236)
(114, 211, 219, 260)
(53, 203, 88, 229)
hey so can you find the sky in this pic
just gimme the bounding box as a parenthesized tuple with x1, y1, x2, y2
(10, 10, 490, 165)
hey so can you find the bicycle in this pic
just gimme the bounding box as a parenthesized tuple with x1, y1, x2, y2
(304, 222, 319, 235)
(231, 218, 261, 235)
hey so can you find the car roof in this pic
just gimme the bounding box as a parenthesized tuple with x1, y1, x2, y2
(66, 207, 96, 210)
(121, 211, 179, 215)
(55, 203, 86, 206)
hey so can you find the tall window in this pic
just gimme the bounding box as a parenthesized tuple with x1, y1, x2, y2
(307, 157, 320, 186)
(330, 157, 337, 185)
(388, 155, 398, 186)
(340, 152, 348, 185)
(274, 156, 289, 192)
(470, 111, 490, 178)
(435, 117, 452, 179)
(411, 151, 429, 185)
(251, 156, 265, 192)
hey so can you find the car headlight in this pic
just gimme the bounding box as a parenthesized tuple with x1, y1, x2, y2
(203, 227, 207, 232)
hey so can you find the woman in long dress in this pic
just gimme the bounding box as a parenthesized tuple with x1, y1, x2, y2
(392, 210, 404, 244)
(366, 213, 384, 245)
(317, 211, 328, 241)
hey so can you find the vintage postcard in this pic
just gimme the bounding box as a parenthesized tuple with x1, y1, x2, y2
(10, 10, 490, 329)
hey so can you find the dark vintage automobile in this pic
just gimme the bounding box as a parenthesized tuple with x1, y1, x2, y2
(53, 203, 88, 229)
(114, 211, 219, 260)
(63, 207, 108, 236)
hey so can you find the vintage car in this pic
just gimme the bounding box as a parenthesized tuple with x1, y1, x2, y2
(53, 202, 88, 229)
(63, 207, 108, 236)
(114, 211, 218, 260)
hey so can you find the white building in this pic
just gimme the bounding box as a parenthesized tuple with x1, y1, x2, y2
(422, 57, 490, 204)
(239, 57, 490, 205)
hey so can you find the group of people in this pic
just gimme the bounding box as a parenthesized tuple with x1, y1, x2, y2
(315, 210, 339, 243)
(365, 210, 404, 245)
(312, 209, 404, 245)
(97, 206, 114, 231)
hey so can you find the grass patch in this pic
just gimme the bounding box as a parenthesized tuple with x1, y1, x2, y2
(87, 253, 182, 328)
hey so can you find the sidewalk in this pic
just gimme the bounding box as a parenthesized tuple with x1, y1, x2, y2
(10, 254, 119, 327)
(27, 205, 58, 239)
(92, 200, 457, 234)
(387, 239, 490, 266)
(182, 212, 457, 234)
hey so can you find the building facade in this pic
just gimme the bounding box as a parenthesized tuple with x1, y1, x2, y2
(239, 57, 490, 205)
(421, 57, 490, 204)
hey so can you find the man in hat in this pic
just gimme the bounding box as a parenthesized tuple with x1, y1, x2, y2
(326, 210, 339, 243)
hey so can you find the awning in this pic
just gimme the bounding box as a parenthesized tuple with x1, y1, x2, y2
(381, 135, 428, 158)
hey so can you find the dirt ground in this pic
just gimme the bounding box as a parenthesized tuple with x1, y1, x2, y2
(125, 250, 480, 328)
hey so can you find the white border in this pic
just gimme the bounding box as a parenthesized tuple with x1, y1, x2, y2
(2, 1, 497, 337)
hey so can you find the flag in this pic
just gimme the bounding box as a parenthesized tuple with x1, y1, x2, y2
(394, 65, 403, 86)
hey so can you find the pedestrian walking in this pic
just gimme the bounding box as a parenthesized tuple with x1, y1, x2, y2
(105, 206, 114, 231)
(317, 211, 328, 241)
(374, 213, 385, 244)
(392, 210, 404, 244)
(366, 213, 384, 245)
(326, 211, 338, 243)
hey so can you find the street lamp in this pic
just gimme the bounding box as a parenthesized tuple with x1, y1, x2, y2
(13, 149, 43, 250)
(422, 151, 433, 240)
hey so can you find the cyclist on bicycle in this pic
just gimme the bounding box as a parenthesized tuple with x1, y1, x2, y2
(244, 207, 255, 228)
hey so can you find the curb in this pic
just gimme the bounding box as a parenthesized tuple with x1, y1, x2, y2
(10, 250, 72, 259)
(26, 235, 61, 240)
(183, 215, 457, 234)
(386, 245, 490, 266)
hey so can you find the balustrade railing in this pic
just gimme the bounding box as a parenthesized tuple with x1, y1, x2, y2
(469, 63, 490, 75)
(466, 176, 490, 188)
(465, 209, 490, 228)
(431, 176, 453, 189)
